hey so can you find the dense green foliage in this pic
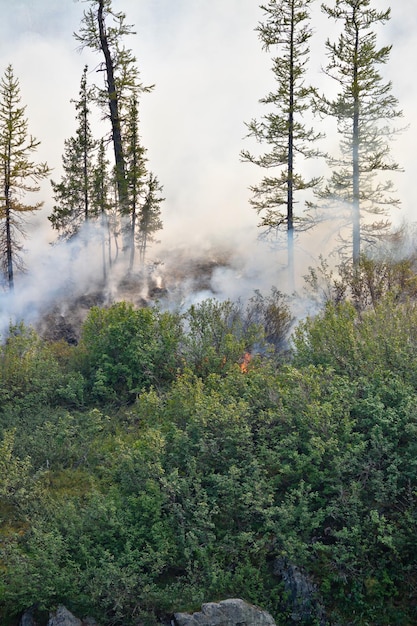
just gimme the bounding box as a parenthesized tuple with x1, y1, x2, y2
(1, 271, 417, 625)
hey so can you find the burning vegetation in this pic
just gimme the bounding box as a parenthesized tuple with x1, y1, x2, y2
(239, 351, 252, 373)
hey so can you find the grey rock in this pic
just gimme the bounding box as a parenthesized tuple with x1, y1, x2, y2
(173, 598, 276, 626)
(47, 606, 82, 626)
(274, 558, 326, 624)
(19, 606, 38, 626)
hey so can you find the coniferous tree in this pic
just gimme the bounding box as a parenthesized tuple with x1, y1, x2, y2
(91, 138, 115, 280)
(0, 65, 50, 290)
(241, 0, 321, 289)
(74, 0, 152, 220)
(137, 173, 164, 267)
(318, 0, 402, 265)
(124, 95, 148, 271)
(49, 66, 97, 240)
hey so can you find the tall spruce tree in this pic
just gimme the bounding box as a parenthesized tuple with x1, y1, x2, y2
(74, 0, 152, 221)
(137, 172, 164, 267)
(49, 66, 97, 240)
(124, 95, 148, 271)
(0, 65, 50, 290)
(318, 0, 402, 265)
(91, 138, 115, 280)
(241, 0, 321, 289)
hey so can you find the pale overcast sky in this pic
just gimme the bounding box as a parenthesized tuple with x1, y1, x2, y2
(0, 0, 269, 246)
(0, 0, 415, 298)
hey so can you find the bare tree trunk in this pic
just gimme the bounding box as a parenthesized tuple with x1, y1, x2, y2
(352, 19, 360, 267)
(4, 151, 13, 290)
(101, 209, 107, 283)
(129, 209, 136, 271)
(140, 230, 148, 268)
(82, 96, 89, 223)
(5, 202, 13, 290)
(287, 0, 295, 292)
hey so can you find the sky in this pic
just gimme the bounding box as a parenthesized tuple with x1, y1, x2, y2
(0, 0, 416, 319)
(0, 0, 270, 245)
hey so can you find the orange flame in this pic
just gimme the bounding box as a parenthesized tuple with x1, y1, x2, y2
(240, 352, 252, 373)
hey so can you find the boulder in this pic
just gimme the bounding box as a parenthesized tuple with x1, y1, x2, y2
(47, 606, 98, 626)
(274, 558, 326, 624)
(19, 606, 38, 626)
(173, 598, 276, 626)
(47, 606, 82, 626)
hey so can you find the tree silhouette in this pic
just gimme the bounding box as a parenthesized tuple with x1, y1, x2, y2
(0, 65, 49, 289)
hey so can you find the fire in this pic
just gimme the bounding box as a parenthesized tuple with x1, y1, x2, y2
(240, 352, 252, 373)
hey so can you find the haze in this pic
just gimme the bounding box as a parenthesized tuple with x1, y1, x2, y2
(0, 0, 415, 323)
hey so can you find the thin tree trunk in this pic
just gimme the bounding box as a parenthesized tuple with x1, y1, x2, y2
(4, 138, 13, 289)
(352, 17, 360, 267)
(129, 210, 136, 271)
(128, 124, 138, 272)
(287, 0, 295, 291)
(82, 95, 89, 223)
(5, 202, 13, 290)
(97, 0, 128, 215)
(140, 229, 148, 267)
(101, 209, 107, 282)
(352, 110, 360, 266)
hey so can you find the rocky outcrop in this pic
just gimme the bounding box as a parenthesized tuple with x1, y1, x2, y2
(19, 606, 38, 626)
(173, 598, 276, 626)
(46, 605, 98, 626)
(22, 589, 327, 626)
(47, 606, 82, 626)
(274, 558, 326, 625)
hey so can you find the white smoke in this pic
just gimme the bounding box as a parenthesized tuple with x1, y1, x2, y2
(0, 0, 414, 339)
(0, 222, 104, 337)
(0, 214, 302, 339)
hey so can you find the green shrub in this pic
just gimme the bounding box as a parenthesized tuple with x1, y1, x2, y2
(77, 302, 182, 403)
